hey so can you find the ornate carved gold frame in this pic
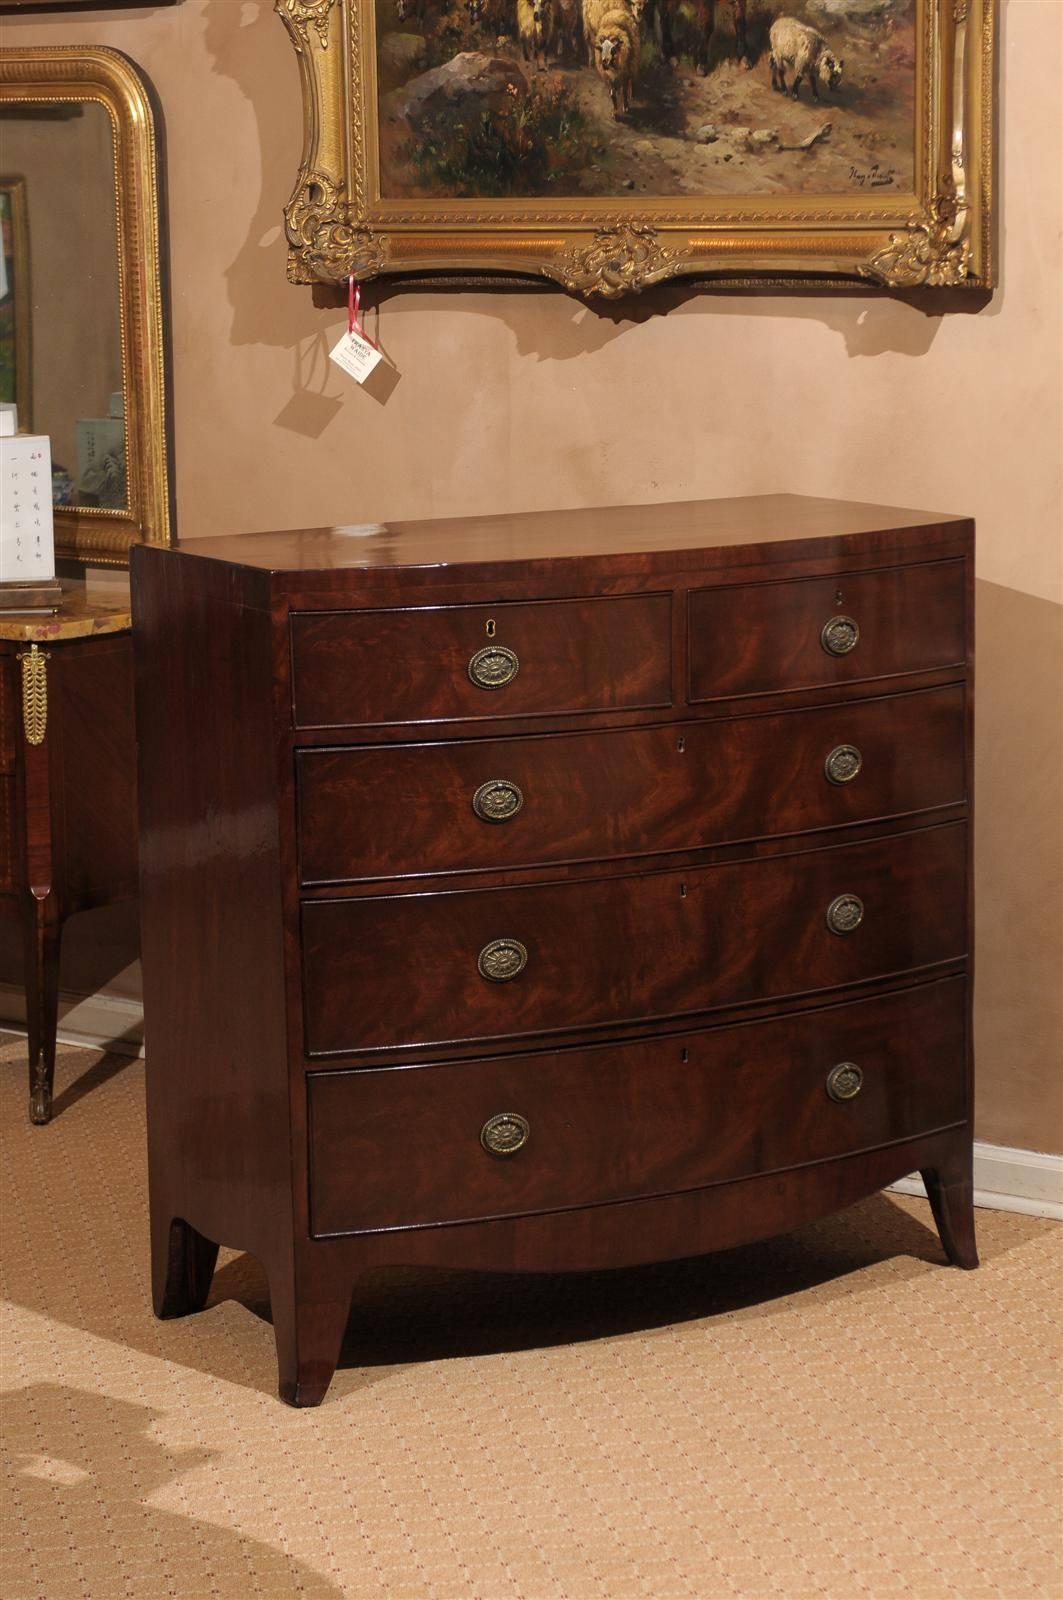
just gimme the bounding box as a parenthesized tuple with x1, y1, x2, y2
(278, 0, 994, 297)
(0, 47, 172, 564)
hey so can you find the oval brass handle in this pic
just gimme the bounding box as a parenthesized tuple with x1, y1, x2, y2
(477, 937, 528, 982)
(821, 615, 860, 656)
(826, 1062, 864, 1102)
(825, 744, 863, 785)
(481, 1112, 530, 1156)
(826, 893, 864, 935)
(472, 778, 524, 823)
(468, 644, 519, 689)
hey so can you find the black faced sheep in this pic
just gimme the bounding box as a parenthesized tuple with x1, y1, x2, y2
(769, 16, 844, 101)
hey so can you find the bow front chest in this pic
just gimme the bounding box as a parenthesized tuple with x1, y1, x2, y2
(132, 494, 977, 1406)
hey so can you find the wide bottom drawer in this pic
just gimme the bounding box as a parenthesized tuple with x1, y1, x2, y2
(307, 977, 967, 1236)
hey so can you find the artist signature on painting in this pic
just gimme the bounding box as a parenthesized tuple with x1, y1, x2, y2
(849, 163, 898, 189)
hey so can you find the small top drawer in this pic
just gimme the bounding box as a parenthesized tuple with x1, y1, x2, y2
(290, 593, 672, 729)
(689, 560, 966, 702)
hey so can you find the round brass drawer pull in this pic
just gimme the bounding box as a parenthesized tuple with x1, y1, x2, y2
(472, 778, 524, 823)
(477, 937, 528, 982)
(826, 893, 864, 935)
(826, 1062, 864, 1102)
(821, 615, 860, 656)
(481, 1112, 530, 1156)
(825, 744, 863, 785)
(468, 644, 519, 689)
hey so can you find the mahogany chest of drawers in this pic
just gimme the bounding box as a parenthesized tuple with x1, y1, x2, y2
(132, 494, 977, 1407)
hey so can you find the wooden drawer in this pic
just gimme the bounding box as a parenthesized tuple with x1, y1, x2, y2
(301, 823, 967, 1056)
(689, 560, 966, 702)
(297, 685, 966, 885)
(307, 977, 968, 1235)
(290, 593, 672, 729)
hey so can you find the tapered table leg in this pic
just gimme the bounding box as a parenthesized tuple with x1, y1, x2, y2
(23, 891, 61, 1126)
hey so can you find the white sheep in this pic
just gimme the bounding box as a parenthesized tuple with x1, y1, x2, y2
(517, 0, 557, 69)
(581, 0, 640, 63)
(768, 17, 843, 102)
(594, 7, 638, 117)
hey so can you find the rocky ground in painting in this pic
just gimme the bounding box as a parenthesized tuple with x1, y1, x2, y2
(376, 0, 916, 200)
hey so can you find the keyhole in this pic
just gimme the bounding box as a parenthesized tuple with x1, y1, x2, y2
(485, 618, 496, 638)
(680, 883, 687, 899)
(834, 589, 844, 607)
(676, 736, 686, 753)
(681, 1047, 689, 1063)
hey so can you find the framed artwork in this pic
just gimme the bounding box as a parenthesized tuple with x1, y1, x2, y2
(0, 49, 172, 563)
(278, 0, 995, 298)
(0, 175, 31, 427)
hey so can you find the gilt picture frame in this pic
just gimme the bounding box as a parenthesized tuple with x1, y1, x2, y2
(0, 48, 172, 563)
(278, 0, 994, 298)
(0, 175, 32, 427)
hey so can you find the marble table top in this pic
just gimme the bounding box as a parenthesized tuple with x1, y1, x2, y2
(0, 587, 131, 644)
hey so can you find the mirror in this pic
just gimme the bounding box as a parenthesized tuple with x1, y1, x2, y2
(0, 48, 172, 563)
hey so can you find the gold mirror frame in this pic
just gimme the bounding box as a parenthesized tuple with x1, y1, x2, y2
(0, 46, 172, 564)
(278, 0, 995, 298)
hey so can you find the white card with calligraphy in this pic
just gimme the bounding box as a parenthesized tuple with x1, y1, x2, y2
(0, 433, 55, 583)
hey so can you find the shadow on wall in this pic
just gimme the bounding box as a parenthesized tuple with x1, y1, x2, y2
(973, 578, 1063, 1153)
(203, 0, 345, 438)
(204, 2, 1003, 409)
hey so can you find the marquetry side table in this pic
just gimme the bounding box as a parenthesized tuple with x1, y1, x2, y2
(0, 592, 137, 1123)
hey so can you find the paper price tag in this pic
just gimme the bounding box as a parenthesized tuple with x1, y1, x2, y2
(329, 329, 383, 385)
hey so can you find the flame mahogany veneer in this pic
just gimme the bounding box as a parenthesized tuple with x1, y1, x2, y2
(132, 494, 977, 1407)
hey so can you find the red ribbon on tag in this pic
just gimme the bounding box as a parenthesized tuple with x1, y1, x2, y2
(347, 275, 378, 349)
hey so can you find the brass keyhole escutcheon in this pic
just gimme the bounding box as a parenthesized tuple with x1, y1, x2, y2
(826, 1062, 864, 1102)
(826, 893, 865, 935)
(477, 937, 528, 982)
(825, 744, 863, 785)
(481, 1112, 530, 1156)
(468, 644, 519, 689)
(821, 615, 860, 656)
(485, 618, 497, 638)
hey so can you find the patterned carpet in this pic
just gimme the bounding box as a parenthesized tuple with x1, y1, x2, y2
(1, 1033, 1060, 1600)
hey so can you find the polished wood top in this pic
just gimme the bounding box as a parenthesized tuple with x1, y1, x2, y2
(0, 588, 131, 643)
(173, 495, 969, 574)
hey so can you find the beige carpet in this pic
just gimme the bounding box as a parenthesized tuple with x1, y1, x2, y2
(1, 1034, 1060, 1600)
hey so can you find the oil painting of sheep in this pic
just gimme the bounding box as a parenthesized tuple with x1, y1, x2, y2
(375, 0, 917, 199)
